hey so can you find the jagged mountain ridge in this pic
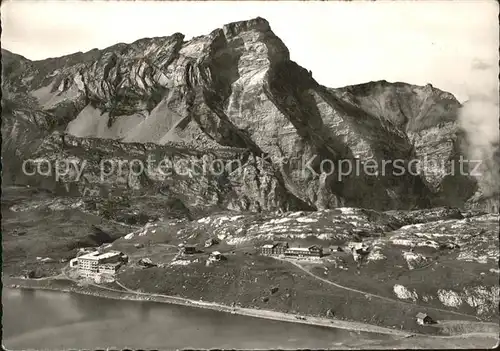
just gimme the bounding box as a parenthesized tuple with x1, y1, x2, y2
(1, 17, 484, 212)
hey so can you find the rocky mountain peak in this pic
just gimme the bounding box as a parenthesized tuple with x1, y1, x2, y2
(1, 17, 497, 213)
(222, 16, 271, 37)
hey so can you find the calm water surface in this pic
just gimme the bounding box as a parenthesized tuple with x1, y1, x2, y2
(3, 288, 392, 350)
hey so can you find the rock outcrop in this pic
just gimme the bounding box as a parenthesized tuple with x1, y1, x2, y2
(2, 17, 496, 212)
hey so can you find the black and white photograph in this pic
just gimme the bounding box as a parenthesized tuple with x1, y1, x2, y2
(1, 0, 499, 349)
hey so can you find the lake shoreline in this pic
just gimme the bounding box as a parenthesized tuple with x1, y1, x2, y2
(4, 276, 411, 337)
(5, 277, 499, 349)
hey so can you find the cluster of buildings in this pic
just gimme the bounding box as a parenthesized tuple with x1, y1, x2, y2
(177, 243, 224, 265)
(261, 242, 324, 258)
(260, 241, 373, 261)
(70, 249, 127, 281)
(207, 251, 223, 263)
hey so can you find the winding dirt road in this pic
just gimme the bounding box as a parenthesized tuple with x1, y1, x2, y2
(284, 258, 481, 320)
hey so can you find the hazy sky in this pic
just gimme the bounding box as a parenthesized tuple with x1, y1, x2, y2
(1, 0, 498, 102)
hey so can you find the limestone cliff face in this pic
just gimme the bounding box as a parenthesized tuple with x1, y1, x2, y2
(330, 81, 480, 209)
(1, 17, 490, 212)
(13, 132, 310, 216)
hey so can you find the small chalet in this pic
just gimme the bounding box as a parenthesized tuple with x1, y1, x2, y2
(210, 251, 222, 261)
(22, 270, 36, 279)
(205, 238, 219, 248)
(416, 312, 434, 325)
(330, 245, 343, 253)
(138, 258, 156, 268)
(183, 245, 197, 254)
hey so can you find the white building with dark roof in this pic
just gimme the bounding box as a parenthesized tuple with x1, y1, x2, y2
(285, 245, 323, 258)
(77, 250, 124, 279)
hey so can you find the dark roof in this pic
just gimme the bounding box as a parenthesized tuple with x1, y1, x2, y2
(416, 312, 428, 319)
(273, 241, 289, 246)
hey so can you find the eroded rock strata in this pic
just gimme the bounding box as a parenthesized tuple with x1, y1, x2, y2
(1, 17, 498, 214)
